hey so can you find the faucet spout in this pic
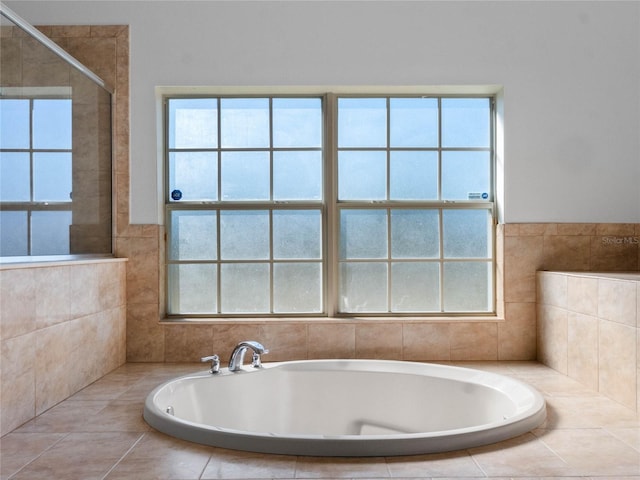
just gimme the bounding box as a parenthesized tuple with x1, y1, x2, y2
(228, 341, 269, 372)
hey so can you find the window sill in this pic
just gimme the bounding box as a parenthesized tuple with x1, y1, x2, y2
(161, 315, 504, 325)
(0, 255, 126, 270)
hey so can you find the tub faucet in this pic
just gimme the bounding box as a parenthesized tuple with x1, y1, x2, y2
(228, 341, 269, 372)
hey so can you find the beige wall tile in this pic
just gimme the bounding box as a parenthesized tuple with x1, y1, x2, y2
(259, 323, 308, 361)
(537, 304, 568, 374)
(498, 302, 536, 360)
(402, 323, 451, 361)
(567, 275, 598, 316)
(308, 323, 356, 359)
(567, 312, 598, 390)
(126, 303, 164, 362)
(35, 266, 71, 329)
(504, 235, 543, 303)
(598, 320, 637, 410)
(598, 279, 637, 326)
(0, 269, 37, 341)
(591, 235, 639, 271)
(355, 323, 402, 360)
(164, 324, 214, 363)
(537, 271, 568, 308)
(542, 235, 591, 271)
(211, 323, 263, 364)
(450, 322, 498, 361)
(1, 333, 36, 435)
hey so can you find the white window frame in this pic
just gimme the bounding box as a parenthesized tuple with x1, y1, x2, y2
(164, 90, 496, 319)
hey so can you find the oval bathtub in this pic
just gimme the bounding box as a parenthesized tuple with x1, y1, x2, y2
(143, 359, 546, 457)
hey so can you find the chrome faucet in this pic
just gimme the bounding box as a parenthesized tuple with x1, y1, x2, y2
(228, 341, 269, 372)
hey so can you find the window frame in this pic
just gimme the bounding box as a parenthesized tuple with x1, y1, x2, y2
(164, 91, 497, 319)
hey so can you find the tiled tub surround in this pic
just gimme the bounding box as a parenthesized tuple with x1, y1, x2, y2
(3, 361, 640, 479)
(537, 270, 640, 412)
(0, 258, 127, 436)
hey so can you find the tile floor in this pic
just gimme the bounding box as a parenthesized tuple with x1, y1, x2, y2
(2, 361, 640, 479)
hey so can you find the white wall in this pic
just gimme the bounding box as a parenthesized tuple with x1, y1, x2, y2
(7, 0, 640, 224)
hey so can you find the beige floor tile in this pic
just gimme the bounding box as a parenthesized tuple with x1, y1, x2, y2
(78, 400, 153, 433)
(536, 428, 640, 476)
(468, 432, 575, 477)
(13, 399, 110, 433)
(294, 456, 390, 478)
(201, 448, 297, 479)
(607, 426, 640, 452)
(541, 395, 640, 429)
(104, 431, 213, 479)
(0, 432, 66, 480)
(8, 432, 142, 480)
(385, 450, 484, 477)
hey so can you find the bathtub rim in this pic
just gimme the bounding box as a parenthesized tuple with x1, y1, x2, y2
(143, 359, 547, 457)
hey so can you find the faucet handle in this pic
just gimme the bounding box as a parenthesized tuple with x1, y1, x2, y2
(201, 354, 220, 374)
(251, 351, 263, 368)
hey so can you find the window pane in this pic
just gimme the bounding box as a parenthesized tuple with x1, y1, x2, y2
(441, 98, 490, 148)
(33, 152, 72, 202)
(272, 98, 322, 148)
(273, 210, 321, 259)
(220, 263, 270, 313)
(168, 151, 218, 201)
(390, 209, 439, 258)
(339, 262, 387, 312)
(168, 98, 218, 149)
(220, 210, 269, 260)
(443, 261, 491, 311)
(33, 99, 72, 150)
(31, 211, 71, 255)
(273, 262, 322, 313)
(0, 99, 30, 149)
(170, 210, 217, 260)
(338, 150, 386, 200)
(391, 262, 440, 312)
(0, 211, 28, 256)
(339, 209, 387, 259)
(221, 151, 270, 200)
(390, 151, 438, 200)
(338, 97, 386, 148)
(0, 152, 30, 201)
(168, 263, 217, 314)
(390, 97, 438, 147)
(220, 98, 269, 148)
(273, 151, 322, 200)
(441, 151, 490, 200)
(442, 209, 491, 258)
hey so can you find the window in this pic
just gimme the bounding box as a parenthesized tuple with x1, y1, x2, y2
(0, 97, 73, 256)
(165, 94, 494, 317)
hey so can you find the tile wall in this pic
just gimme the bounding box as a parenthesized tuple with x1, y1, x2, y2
(0, 258, 127, 436)
(537, 270, 640, 412)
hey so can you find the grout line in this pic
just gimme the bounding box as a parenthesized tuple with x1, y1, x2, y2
(6, 432, 70, 480)
(99, 432, 146, 480)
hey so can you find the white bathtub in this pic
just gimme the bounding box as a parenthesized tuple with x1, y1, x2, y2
(143, 359, 546, 456)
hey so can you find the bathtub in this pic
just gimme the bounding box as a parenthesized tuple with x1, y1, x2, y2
(143, 359, 546, 456)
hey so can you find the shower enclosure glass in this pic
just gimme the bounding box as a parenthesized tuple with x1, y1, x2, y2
(0, 4, 113, 256)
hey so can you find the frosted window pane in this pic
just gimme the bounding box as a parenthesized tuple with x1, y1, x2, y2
(390, 151, 438, 200)
(170, 210, 217, 260)
(273, 98, 322, 148)
(389, 97, 438, 147)
(220, 210, 269, 260)
(31, 211, 71, 255)
(168, 264, 217, 314)
(442, 209, 491, 258)
(0, 152, 30, 201)
(441, 98, 490, 148)
(0, 99, 30, 149)
(220, 98, 269, 148)
(273, 262, 322, 313)
(339, 209, 387, 259)
(443, 262, 491, 311)
(221, 151, 269, 200)
(273, 151, 322, 200)
(273, 210, 321, 259)
(390, 209, 439, 258)
(168, 98, 217, 149)
(221, 263, 270, 313)
(33, 152, 72, 202)
(391, 262, 440, 312)
(0, 211, 28, 256)
(33, 99, 72, 150)
(441, 151, 490, 200)
(339, 262, 387, 312)
(338, 151, 386, 200)
(338, 98, 386, 148)
(169, 152, 218, 201)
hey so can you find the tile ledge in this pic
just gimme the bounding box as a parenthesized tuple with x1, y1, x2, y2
(0, 255, 127, 270)
(161, 315, 505, 325)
